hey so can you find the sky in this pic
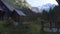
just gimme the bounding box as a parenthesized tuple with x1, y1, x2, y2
(26, 0, 58, 7)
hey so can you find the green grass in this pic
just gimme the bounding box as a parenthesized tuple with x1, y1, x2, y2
(0, 21, 60, 34)
(29, 21, 40, 34)
(29, 21, 60, 34)
(0, 21, 4, 27)
(40, 32, 60, 34)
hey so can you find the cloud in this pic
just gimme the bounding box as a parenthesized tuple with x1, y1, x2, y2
(26, 0, 58, 7)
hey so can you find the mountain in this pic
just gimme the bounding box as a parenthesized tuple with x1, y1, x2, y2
(33, 3, 56, 13)
(32, 7, 40, 13)
(39, 3, 56, 12)
(5, 0, 35, 12)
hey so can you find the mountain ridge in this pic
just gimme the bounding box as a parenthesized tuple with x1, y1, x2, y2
(33, 3, 56, 13)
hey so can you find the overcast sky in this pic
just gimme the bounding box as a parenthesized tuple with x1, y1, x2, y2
(26, 0, 58, 7)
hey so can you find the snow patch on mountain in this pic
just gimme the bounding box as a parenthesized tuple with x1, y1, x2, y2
(33, 3, 57, 13)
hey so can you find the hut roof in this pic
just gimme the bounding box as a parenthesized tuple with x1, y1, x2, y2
(56, 0, 60, 5)
(0, 0, 26, 16)
(1, 0, 14, 12)
(15, 9, 26, 16)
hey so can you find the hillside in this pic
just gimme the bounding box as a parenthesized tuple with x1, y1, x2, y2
(5, 0, 35, 12)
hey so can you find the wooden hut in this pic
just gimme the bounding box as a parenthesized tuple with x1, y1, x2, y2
(0, 0, 26, 26)
(0, 0, 37, 26)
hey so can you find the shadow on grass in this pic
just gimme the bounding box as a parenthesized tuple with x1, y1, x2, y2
(40, 30, 60, 34)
